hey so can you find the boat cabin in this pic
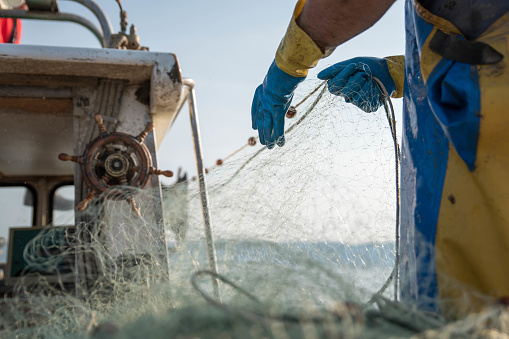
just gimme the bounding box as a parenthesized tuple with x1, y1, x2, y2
(0, 0, 211, 297)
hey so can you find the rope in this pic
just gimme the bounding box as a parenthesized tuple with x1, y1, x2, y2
(198, 82, 327, 180)
(373, 77, 401, 303)
(191, 270, 364, 325)
(215, 84, 328, 188)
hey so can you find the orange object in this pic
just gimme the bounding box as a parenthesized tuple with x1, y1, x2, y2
(285, 106, 297, 118)
(0, 18, 22, 43)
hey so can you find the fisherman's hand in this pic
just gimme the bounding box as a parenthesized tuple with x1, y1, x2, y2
(317, 57, 400, 113)
(251, 60, 305, 149)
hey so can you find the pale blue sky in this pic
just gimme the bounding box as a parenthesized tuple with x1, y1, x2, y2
(20, 0, 406, 183)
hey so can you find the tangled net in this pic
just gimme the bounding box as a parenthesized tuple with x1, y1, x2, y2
(1, 76, 508, 339)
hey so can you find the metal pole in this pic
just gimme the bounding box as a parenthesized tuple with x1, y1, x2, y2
(183, 78, 220, 300)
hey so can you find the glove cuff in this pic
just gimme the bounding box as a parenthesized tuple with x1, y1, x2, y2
(384, 55, 405, 98)
(275, 0, 326, 78)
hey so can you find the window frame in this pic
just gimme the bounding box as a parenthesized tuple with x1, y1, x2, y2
(0, 183, 37, 227)
(48, 180, 74, 225)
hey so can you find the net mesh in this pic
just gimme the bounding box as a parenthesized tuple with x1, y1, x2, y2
(1, 78, 508, 339)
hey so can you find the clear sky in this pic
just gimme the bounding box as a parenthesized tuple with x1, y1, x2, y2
(20, 0, 406, 184)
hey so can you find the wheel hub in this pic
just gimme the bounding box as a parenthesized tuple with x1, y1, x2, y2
(105, 153, 129, 177)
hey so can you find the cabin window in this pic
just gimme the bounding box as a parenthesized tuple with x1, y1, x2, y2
(52, 185, 75, 226)
(0, 186, 35, 262)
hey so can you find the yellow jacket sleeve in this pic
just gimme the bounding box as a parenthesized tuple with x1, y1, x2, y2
(384, 55, 405, 98)
(275, 0, 328, 78)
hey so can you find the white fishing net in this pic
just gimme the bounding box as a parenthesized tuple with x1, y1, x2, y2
(1, 78, 507, 339)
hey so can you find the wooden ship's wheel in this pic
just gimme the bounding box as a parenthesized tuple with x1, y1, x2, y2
(58, 113, 173, 215)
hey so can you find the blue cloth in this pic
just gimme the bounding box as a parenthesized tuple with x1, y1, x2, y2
(251, 60, 304, 149)
(399, 0, 492, 312)
(317, 57, 396, 113)
(399, 0, 449, 312)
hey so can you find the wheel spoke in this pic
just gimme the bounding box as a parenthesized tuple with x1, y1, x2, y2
(136, 121, 154, 143)
(77, 191, 96, 211)
(150, 167, 173, 178)
(100, 173, 113, 186)
(58, 153, 83, 164)
(128, 197, 141, 218)
(94, 113, 108, 135)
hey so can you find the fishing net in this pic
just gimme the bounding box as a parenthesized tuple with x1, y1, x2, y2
(1, 77, 508, 339)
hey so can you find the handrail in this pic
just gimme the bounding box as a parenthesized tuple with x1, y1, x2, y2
(0, 0, 115, 48)
(0, 9, 107, 47)
(64, 0, 113, 47)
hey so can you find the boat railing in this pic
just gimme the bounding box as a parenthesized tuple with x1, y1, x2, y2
(0, 0, 114, 48)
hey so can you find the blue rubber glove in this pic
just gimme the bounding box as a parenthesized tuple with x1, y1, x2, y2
(317, 57, 396, 113)
(251, 61, 305, 149)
